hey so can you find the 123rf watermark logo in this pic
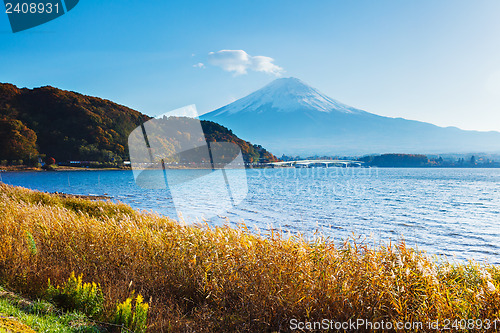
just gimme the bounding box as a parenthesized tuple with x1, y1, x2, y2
(3, 0, 78, 32)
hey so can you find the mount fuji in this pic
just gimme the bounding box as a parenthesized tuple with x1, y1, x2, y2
(201, 77, 500, 156)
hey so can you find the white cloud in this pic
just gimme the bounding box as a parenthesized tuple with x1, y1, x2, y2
(207, 50, 284, 76)
(193, 62, 205, 69)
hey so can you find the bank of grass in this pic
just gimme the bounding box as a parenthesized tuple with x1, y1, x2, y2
(0, 182, 499, 332)
(0, 286, 101, 332)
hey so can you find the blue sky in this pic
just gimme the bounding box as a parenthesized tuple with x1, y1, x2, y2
(2, 0, 500, 131)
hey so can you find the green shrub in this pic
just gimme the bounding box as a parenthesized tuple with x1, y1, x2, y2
(42, 164, 58, 170)
(114, 294, 149, 333)
(46, 272, 104, 318)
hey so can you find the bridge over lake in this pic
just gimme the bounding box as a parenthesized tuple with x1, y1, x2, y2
(267, 159, 364, 168)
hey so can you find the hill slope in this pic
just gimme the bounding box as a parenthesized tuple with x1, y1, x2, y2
(0, 83, 148, 163)
(0, 83, 277, 164)
(201, 77, 500, 155)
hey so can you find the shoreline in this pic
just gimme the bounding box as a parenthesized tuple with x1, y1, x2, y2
(51, 191, 112, 201)
(2, 165, 500, 173)
(0, 166, 130, 172)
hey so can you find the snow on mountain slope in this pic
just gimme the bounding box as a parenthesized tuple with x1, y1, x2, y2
(210, 77, 366, 116)
(201, 78, 500, 155)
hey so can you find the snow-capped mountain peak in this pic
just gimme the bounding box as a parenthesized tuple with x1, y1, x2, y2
(211, 77, 365, 116)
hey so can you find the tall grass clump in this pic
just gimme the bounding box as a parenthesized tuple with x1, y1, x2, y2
(46, 272, 104, 318)
(0, 183, 499, 332)
(114, 294, 149, 333)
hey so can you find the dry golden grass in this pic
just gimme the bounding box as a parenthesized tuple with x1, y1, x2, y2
(0, 316, 37, 333)
(0, 183, 499, 332)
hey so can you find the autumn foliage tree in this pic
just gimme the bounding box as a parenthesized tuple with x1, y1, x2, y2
(0, 116, 38, 163)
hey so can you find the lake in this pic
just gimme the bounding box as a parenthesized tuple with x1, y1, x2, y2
(1, 167, 500, 264)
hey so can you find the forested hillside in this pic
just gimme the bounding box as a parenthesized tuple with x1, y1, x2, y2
(0, 83, 278, 165)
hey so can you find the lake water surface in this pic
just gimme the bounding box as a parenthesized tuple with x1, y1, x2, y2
(2, 168, 500, 264)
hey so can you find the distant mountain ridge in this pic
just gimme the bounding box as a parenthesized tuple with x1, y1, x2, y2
(0, 83, 278, 164)
(201, 77, 500, 155)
